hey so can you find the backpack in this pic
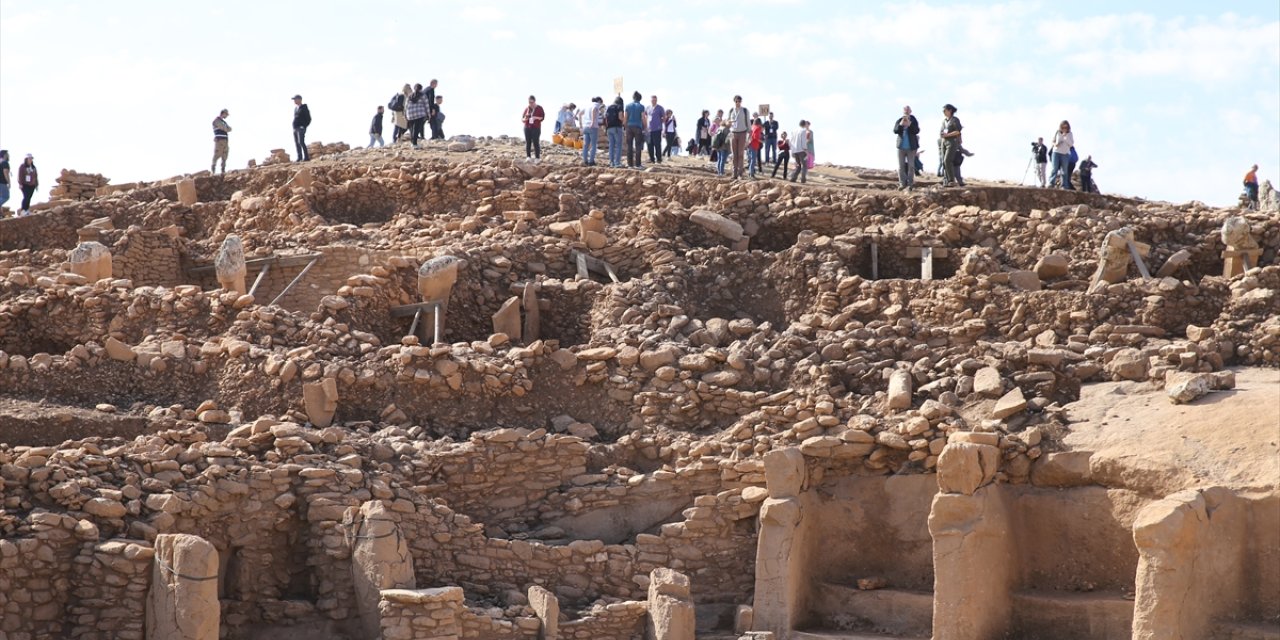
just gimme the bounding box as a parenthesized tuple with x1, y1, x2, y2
(388, 93, 406, 112)
(712, 128, 730, 150)
(605, 104, 622, 127)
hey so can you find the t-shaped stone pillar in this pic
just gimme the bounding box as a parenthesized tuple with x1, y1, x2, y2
(1220, 217, 1261, 277)
(647, 567, 696, 640)
(146, 533, 219, 640)
(752, 448, 807, 638)
(68, 240, 113, 282)
(1090, 227, 1149, 286)
(345, 501, 415, 640)
(215, 235, 247, 294)
(302, 377, 339, 427)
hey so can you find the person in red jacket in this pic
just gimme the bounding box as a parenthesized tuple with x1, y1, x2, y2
(522, 96, 545, 160)
(748, 118, 765, 178)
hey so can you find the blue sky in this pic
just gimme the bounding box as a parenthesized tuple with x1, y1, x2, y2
(1, 0, 1277, 206)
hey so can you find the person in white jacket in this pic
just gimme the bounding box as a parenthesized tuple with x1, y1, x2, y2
(1050, 120, 1075, 190)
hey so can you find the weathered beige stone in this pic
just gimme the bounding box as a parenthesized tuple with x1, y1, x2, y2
(176, 179, 198, 205)
(493, 296, 522, 343)
(991, 387, 1027, 420)
(214, 235, 247, 294)
(973, 367, 1003, 397)
(522, 282, 541, 343)
(1033, 253, 1070, 279)
(417, 256, 460, 304)
(68, 241, 112, 281)
(1008, 269, 1041, 291)
(529, 584, 559, 640)
(147, 534, 219, 640)
(887, 370, 913, 410)
(690, 209, 745, 243)
(303, 378, 338, 427)
(936, 442, 999, 496)
(762, 448, 805, 499)
(929, 486, 1014, 640)
(347, 501, 415, 640)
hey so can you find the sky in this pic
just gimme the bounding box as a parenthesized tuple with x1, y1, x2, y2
(1, 0, 1278, 207)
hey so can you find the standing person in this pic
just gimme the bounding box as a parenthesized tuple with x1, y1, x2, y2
(748, 118, 764, 178)
(789, 121, 809, 183)
(1032, 137, 1048, 187)
(727, 96, 750, 178)
(712, 125, 731, 176)
(1244, 164, 1260, 209)
(771, 132, 790, 178)
(696, 110, 711, 157)
(390, 84, 410, 143)
(1079, 155, 1098, 193)
(1050, 120, 1074, 190)
(764, 112, 779, 165)
(433, 96, 446, 139)
(17, 154, 38, 216)
(605, 96, 625, 168)
(522, 96, 546, 160)
(406, 84, 429, 148)
(663, 110, 678, 158)
(0, 150, 10, 212)
(805, 120, 816, 170)
(625, 91, 647, 169)
(893, 105, 920, 191)
(646, 96, 665, 164)
(212, 109, 231, 175)
(938, 104, 963, 187)
(291, 95, 311, 162)
(582, 97, 603, 166)
(368, 106, 385, 148)
(425, 79, 442, 139)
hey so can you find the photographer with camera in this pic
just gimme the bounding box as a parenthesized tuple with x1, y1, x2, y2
(1032, 138, 1048, 187)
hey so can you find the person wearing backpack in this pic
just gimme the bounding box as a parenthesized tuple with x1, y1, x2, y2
(712, 125, 731, 176)
(292, 95, 312, 162)
(389, 84, 409, 143)
(605, 96, 625, 168)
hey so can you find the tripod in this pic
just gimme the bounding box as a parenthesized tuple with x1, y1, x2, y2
(1021, 155, 1034, 185)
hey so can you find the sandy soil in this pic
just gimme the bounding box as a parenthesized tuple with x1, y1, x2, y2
(1062, 367, 1280, 495)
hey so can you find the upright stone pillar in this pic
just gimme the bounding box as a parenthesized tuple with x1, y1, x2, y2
(69, 241, 112, 282)
(752, 448, 807, 638)
(146, 533, 219, 640)
(215, 235, 247, 294)
(346, 501, 415, 640)
(528, 585, 559, 640)
(522, 282, 541, 343)
(929, 438, 1013, 640)
(493, 296, 522, 342)
(176, 179, 198, 205)
(647, 567, 696, 640)
(417, 256, 461, 340)
(302, 377, 339, 428)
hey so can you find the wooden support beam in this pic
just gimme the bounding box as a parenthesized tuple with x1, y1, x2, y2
(1127, 240, 1152, 280)
(570, 250, 621, 283)
(247, 262, 271, 297)
(268, 257, 319, 307)
(186, 252, 322, 276)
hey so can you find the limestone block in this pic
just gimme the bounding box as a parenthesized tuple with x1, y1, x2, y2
(887, 370, 913, 410)
(1008, 270, 1041, 291)
(176, 179, 198, 205)
(1030, 451, 1092, 487)
(929, 486, 1014, 640)
(1093, 227, 1136, 284)
(303, 378, 338, 427)
(1164, 371, 1214, 405)
(147, 534, 219, 640)
(347, 501, 415, 640)
(1221, 216, 1258, 250)
(936, 442, 999, 495)
(1033, 253, 1070, 279)
(1132, 490, 1213, 640)
(214, 235, 247, 294)
(991, 387, 1027, 420)
(105, 337, 137, 361)
(973, 367, 1003, 397)
(418, 255, 461, 318)
(291, 167, 314, 188)
(752, 496, 803, 638)
(647, 593, 696, 640)
(734, 605, 754, 634)
(493, 296, 522, 343)
(762, 448, 805, 499)
(69, 241, 113, 281)
(1155, 249, 1191, 278)
(522, 282, 541, 343)
(690, 209, 745, 243)
(529, 585, 559, 640)
(1106, 347, 1149, 381)
(583, 230, 608, 250)
(649, 567, 692, 600)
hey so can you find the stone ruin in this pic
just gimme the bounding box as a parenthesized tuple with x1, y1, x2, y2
(0, 137, 1276, 640)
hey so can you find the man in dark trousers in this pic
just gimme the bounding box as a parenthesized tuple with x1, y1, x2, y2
(893, 105, 920, 191)
(522, 96, 545, 160)
(292, 94, 312, 162)
(212, 109, 231, 175)
(426, 79, 443, 140)
(764, 112, 779, 165)
(369, 106, 385, 148)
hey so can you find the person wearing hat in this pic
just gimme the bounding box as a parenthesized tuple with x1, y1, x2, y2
(292, 95, 312, 162)
(0, 150, 10, 213)
(17, 154, 38, 216)
(212, 109, 232, 175)
(938, 104, 963, 187)
(582, 97, 603, 166)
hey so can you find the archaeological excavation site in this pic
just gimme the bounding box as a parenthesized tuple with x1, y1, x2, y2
(0, 137, 1276, 640)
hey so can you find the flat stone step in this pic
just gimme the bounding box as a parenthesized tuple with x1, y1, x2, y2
(793, 632, 929, 640)
(1213, 620, 1280, 640)
(808, 583, 933, 637)
(1009, 590, 1134, 640)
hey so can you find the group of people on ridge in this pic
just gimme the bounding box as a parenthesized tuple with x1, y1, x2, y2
(1028, 120, 1097, 192)
(0, 150, 39, 216)
(384, 80, 444, 149)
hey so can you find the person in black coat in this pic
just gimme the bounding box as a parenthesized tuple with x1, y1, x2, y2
(893, 105, 921, 190)
(292, 94, 312, 161)
(369, 106, 385, 148)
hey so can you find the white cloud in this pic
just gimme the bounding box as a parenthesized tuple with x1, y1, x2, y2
(491, 29, 515, 40)
(459, 6, 506, 22)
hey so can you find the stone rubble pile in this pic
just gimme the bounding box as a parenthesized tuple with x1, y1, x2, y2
(49, 169, 111, 202)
